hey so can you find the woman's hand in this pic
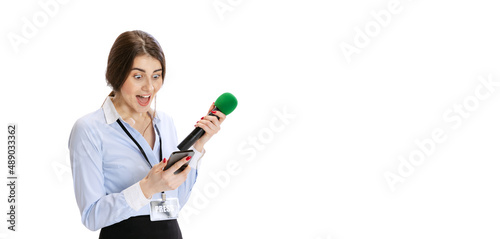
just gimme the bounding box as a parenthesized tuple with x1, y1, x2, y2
(193, 103, 226, 151)
(139, 156, 191, 199)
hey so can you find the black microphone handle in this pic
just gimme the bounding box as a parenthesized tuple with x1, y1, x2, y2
(177, 127, 205, 151)
(177, 106, 220, 151)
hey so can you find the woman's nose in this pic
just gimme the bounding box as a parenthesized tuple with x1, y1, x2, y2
(142, 78, 154, 92)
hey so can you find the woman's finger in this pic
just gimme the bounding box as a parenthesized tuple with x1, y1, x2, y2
(210, 110, 226, 123)
(197, 119, 219, 134)
(163, 156, 191, 175)
(203, 115, 220, 127)
(206, 103, 216, 115)
(149, 157, 167, 173)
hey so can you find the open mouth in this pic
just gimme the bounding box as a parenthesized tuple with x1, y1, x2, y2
(136, 95, 151, 106)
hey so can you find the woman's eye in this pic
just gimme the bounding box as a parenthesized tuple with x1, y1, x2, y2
(134, 74, 142, 79)
(153, 74, 160, 79)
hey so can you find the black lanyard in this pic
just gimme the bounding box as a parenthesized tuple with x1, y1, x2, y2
(116, 119, 163, 168)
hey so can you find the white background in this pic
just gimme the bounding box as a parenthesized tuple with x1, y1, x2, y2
(1, 0, 500, 238)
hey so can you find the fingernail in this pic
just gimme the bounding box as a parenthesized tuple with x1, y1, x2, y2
(201, 117, 204, 120)
(186, 156, 192, 161)
(163, 158, 166, 163)
(211, 111, 216, 114)
(196, 121, 199, 123)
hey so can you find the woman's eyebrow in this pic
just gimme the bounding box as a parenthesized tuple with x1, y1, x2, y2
(131, 68, 162, 73)
(131, 67, 146, 72)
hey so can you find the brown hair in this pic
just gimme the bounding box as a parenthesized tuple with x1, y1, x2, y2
(106, 30, 166, 95)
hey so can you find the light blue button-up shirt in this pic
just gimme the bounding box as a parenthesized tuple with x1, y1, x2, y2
(69, 97, 203, 231)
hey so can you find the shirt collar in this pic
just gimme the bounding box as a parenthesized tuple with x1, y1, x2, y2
(102, 96, 160, 125)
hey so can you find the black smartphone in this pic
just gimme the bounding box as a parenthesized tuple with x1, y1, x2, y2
(163, 150, 194, 174)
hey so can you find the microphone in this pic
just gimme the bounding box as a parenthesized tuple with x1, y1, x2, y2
(177, 92, 238, 150)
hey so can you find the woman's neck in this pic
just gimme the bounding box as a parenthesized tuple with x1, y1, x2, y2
(111, 94, 150, 127)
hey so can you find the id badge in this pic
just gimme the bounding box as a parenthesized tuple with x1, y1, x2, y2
(149, 193, 180, 221)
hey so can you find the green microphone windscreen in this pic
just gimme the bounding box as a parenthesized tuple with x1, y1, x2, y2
(215, 92, 238, 115)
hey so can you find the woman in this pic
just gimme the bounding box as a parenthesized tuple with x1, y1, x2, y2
(68, 30, 225, 238)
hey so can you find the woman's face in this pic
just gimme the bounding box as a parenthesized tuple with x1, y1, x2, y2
(119, 54, 163, 114)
